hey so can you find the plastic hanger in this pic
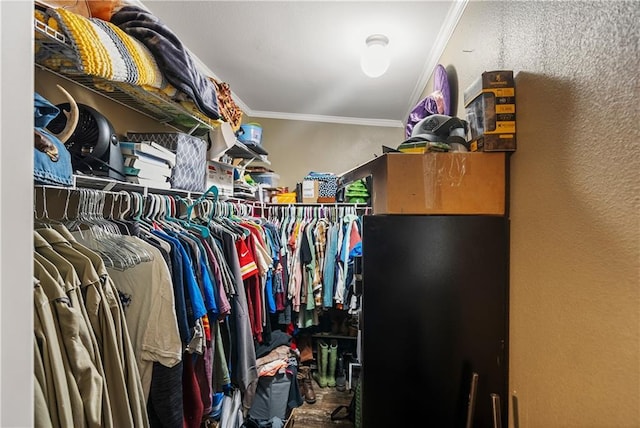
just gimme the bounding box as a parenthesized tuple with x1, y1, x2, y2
(204, 200, 244, 239)
(76, 190, 155, 269)
(180, 185, 221, 239)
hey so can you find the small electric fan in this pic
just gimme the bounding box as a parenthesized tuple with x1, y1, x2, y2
(47, 103, 125, 180)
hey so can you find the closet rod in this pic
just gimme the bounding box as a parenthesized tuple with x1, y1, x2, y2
(34, 182, 371, 214)
(266, 202, 368, 207)
(34, 183, 126, 197)
(35, 175, 218, 199)
(34, 184, 266, 220)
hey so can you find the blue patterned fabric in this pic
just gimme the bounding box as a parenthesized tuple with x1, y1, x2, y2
(33, 92, 73, 186)
(304, 172, 338, 198)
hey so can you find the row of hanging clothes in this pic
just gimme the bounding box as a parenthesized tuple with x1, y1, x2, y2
(32, 185, 368, 428)
(265, 204, 369, 329)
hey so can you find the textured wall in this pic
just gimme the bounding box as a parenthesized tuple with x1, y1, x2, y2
(428, 1, 639, 426)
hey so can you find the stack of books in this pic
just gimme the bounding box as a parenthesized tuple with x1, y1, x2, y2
(119, 141, 176, 190)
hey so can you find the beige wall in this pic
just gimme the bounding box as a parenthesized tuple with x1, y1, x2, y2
(425, 2, 638, 426)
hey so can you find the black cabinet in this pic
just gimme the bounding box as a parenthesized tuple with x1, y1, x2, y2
(361, 215, 509, 427)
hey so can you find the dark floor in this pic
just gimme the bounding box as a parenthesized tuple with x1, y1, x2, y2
(288, 385, 355, 428)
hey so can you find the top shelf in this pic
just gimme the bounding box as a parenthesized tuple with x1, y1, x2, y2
(34, 14, 269, 165)
(34, 18, 217, 135)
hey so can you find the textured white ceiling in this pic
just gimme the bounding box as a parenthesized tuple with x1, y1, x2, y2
(143, 0, 467, 127)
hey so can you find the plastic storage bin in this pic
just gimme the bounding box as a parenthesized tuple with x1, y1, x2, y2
(238, 123, 262, 146)
(251, 172, 280, 187)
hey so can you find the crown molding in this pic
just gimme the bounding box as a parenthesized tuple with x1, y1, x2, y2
(246, 109, 404, 128)
(403, 0, 469, 124)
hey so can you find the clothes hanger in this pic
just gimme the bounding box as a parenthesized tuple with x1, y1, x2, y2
(158, 195, 188, 233)
(206, 200, 245, 239)
(33, 187, 84, 247)
(190, 186, 226, 239)
(94, 190, 151, 266)
(106, 191, 133, 235)
(33, 186, 58, 229)
(73, 189, 154, 269)
(64, 189, 132, 270)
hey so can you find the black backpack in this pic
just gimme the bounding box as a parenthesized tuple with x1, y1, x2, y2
(330, 393, 355, 423)
(331, 376, 360, 425)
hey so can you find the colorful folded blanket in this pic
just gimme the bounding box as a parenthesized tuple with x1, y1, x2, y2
(36, 4, 229, 126)
(46, 7, 164, 89)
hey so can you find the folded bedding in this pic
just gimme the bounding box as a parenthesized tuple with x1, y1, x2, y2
(42, 7, 165, 89)
(111, 5, 220, 121)
(212, 79, 244, 131)
(36, 3, 238, 128)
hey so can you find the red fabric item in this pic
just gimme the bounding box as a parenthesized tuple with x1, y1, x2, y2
(286, 323, 295, 336)
(245, 276, 263, 343)
(274, 263, 286, 312)
(235, 238, 258, 280)
(182, 353, 204, 428)
(195, 343, 214, 416)
(243, 234, 263, 343)
(202, 315, 211, 342)
(349, 222, 361, 253)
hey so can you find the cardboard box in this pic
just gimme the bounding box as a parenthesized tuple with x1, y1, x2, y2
(206, 160, 234, 198)
(303, 173, 339, 198)
(301, 180, 319, 203)
(463, 70, 516, 152)
(339, 152, 507, 215)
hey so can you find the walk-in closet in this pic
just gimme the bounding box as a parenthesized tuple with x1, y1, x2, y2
(2, 1, 639, 428)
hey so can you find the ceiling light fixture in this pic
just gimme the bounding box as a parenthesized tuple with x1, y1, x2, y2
(360, 34, 390, 78)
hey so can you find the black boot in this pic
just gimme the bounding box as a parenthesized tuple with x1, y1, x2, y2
(335, 354, 346, 392)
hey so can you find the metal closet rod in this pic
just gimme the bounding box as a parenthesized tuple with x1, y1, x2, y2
(266, 202, 368, 207)
(33, 184, 370, 213)
(33, 185, 250, 222)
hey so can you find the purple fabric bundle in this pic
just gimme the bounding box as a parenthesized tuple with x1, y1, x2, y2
(405, 64, 451, 138)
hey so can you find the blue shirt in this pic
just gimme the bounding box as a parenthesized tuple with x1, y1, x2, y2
(152, 229, 206, 329)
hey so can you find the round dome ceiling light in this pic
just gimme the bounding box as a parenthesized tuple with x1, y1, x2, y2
(360, 34, 390, 78)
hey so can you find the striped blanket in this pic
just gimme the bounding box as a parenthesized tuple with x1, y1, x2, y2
(36, 5, 230, 124)
(46, 7, 165, 89)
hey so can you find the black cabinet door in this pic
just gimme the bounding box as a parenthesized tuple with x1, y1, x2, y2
(361, 215, 508, 427)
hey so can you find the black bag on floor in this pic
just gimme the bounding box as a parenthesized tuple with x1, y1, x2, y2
(330, 393, 355, 423)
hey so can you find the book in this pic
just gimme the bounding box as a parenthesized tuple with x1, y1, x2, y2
(123, 157, 172, 177)
(119, 141, 177, 167)
(123, 153, 173, 169)
(125, 175, 171, 190)
(124, 166, 172, 182)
